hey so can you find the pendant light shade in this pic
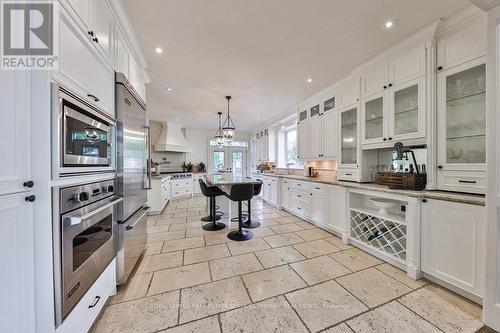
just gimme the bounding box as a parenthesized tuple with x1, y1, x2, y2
(222, 96, 236, 142)
(214, 112, 224, 147)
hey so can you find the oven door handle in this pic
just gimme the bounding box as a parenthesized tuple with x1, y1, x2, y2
(125, 206, 150, 230)
(64, 198, 123, 226)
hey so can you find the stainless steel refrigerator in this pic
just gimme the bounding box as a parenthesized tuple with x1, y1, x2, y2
(115, 72, 151, 285)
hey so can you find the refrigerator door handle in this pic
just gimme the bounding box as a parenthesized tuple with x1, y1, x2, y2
(144, 125, 152, 190)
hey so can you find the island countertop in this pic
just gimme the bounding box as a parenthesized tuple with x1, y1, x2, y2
(205, 174, 262, 187)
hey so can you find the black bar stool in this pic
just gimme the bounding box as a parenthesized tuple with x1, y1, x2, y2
(198, 179, 226, 231)
(242, 181, 262, 229)
(226, 183, 254, 241)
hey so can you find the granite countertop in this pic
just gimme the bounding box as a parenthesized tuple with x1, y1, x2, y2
(252, 172, 485, 206)
(206, 174, 262, 187)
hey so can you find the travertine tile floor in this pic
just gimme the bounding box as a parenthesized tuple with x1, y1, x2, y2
(92, 195, 485, 333)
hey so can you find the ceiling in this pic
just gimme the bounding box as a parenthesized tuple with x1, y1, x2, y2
(123, 0, 472, 131)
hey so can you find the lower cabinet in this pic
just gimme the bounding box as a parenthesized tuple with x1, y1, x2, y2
(326, 185, 347, 234)
(421, 199, 485, 298)
(261, 176, 279, 207)
(171, 179, 193, 199)
(192, 173, 206, 194)
(281, 180, 290, 210)
(311, 193, 326, 225)
(148, 178, 170, 214)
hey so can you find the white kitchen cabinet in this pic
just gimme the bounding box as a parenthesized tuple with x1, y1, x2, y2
(0, 192, 35, 333)
(58, 9, 114, 115)
(281, 180, 290, 210)
(309, 103, 322, 158)
(437, 14, 486, 72)
(361, 76, 426, 147)
(337, 76, 360, 108)
(436, 58, 486, 194)
(322, 107, 339, 159)
(360, 61, 388, 98)
(297, 108, 310, 160)
(0, 70, 32, 196)
(311, 192, 326, 225)
(115, 29, 129, 78)
(92, 0, 114, 62)
(269, 178, 279, 207)
(65, 0, 92, 29)
(148, 178, 166, 214)
(192, 173, 206, 194)
(171, 179, 193, 199)
(326, 185, 347, 234)
(421, 199, 485, 298)
(338, 106, 358, 167)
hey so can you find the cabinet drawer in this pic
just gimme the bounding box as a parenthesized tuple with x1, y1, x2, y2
(337, 169, 359, 181)
(311, 183, 326, 194)
(292, 200, 311, 217)
(56, 259, 115, 333)
(291, 189, 310, 204)
(437, 171, 485, 194)
(290, 180, 312, 191)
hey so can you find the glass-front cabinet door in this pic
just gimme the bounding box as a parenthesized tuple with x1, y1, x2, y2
(362, 93, 385, 144)
(340, 107, 358, 165)
(437, 61, 486, 170)
(388, 78, 426, 141)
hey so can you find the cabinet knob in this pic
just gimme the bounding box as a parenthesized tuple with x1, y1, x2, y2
(437, 66, 443, 71)
(88, 30, 94, 36)
(383, 138, 387, 141)
(25, 195, 36, 202)
(383, 85, 387, 89)
(437, 165, 443, 170)
(23, 180, 34, 188)
(422, 199, 427, 203)
(388, 83, 393, 87)
(87, 94, 100, 102)
(388, 137, 392, 140)
(93, 37, 99, 43)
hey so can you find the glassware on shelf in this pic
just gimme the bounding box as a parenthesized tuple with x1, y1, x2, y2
(365, 97, 383, 140)
(394, 84, 419, 135)
(341, 108, 358, 164)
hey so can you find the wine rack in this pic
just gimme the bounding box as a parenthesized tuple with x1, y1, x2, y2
(350, 209, 407, 262)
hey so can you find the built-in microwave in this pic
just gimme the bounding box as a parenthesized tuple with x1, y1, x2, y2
(52, 85, 116, 177)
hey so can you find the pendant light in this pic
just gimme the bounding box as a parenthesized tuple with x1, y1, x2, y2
(214, 112, 224, 147)
(222, 95, 236, 142)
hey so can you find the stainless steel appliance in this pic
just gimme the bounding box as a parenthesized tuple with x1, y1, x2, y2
(115, 73, 151, 285)
(170, 172, 192, 179)
(53, 179, 122, 325)
(304, 165, 316, 177)
(52, 86, 116, 177)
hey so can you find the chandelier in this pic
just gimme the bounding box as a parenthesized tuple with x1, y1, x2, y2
(214, 111, 224, 147)
(222, 95, 236, 142)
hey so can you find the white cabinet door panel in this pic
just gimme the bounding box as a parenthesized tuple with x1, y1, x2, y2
(326, 185, 346, 234)
(92, 0, 114, 62)
(338, 77, 360, 108)
(309, 116, 322, 158)
(388, 45, 426, 87)
(322, 111, 338, 158)
(297, 121, 310, 159)
(361, 63, 387, 98)
(311, 194, 325, 225)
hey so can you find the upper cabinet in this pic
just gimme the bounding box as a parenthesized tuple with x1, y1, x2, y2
(297, 105, 310, 160)
(436, 15, 486, 72)
(337, 76, 360, 108)
(360, 44, 427, 148)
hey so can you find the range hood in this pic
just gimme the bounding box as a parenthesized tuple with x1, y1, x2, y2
(154, 122, 192, 152)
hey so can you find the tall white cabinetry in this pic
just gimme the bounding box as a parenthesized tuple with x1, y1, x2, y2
(436, 15, 486, 194)
(0, 71, 35, 332)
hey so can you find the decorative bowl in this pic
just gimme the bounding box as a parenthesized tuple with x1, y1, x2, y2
(369, 198, 400, 214)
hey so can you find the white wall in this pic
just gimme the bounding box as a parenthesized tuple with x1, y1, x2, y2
(185, 128, 212, 164)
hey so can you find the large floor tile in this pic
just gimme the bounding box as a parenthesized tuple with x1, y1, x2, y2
(398, 285, 483, 333)
(294, 228, 332, 241)
(183, 244, 230, 265)
(137, 251, 183, 274)
(285, 280, 367, 332)
(148, 225, 172, 234)
(162, 236, 206, 253)
(270, 223, 304, 234)
(144, 242, 164, 256)
(347, 301, 440, 333)
(220, 296, 308, 333)
(204, 232, 233, 245)
(148, 262, 211, 295)
(227, 237, 271, 255)
(93, 290, 179, 333)
(109, 272, 153, 305)
(375, 263, 427, 289)
(323, 323, 354, 333)
(157, 217, 187, 225)
(325, 236, 353, 250)
(168, 222, 202, 231)
(159, 316, 220, 333)
(247, 226, 276, 238)
(294, 221, 317, 229)
(179, 276, 251, 323)
(274, 216, 302, 224)
(147, 230, 186, 243)
(290, 255, 350, 285)
(293, 239, 341, 258)
(329, 248, 382, 271)
(336, 268, 411, 307)
(255, 246, 305, 268)
(209, 253, 263, 280)
(257, 218, 280, 227)
(263, 233, 305, 248)
(242, 265, 307, 302)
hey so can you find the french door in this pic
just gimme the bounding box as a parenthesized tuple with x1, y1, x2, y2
(208, 147, 247, 177)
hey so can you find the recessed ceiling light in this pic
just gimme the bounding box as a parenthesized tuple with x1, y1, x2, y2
(155, 47, 163, 54)
(384, 19, 396, 29)
(307, 77, 313, 83)
(257, 115, 261, 119)
(176, 118, 180, 122)
(166, 87, 173, 92)
(273, 101, 279, 106)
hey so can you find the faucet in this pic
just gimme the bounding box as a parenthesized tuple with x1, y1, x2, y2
(286, 162, 294, 175)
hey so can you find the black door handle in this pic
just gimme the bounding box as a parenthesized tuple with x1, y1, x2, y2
(88, 30, 94, 36)
(87, 94, 100, 102)
(93, 37, 99, 43)
(459, 180, 477, 184)
(88, 296, 101, 308)
(23, 180, 34, 188)
(25, 195, 36, 202)
(126, 225, 133, 230)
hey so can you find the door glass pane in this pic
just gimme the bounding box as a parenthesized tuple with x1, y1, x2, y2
(365, 97, 383, 140)
(299, 110, 308, 122)
(213, 151, 225, 172)
(232, 151, 243, 177)
(445, 64, 486, 164)
(394, 84, 418, 135)
(324, 97, 335, 112)
(341, 108, 357, 164)
(310, 104, 320, 117)
(73, 215, 112, 271)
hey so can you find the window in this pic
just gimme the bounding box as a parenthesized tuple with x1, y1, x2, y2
(277, 125, 303, 168)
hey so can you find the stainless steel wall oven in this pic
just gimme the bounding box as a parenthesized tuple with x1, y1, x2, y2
(53, 179, 122, 325)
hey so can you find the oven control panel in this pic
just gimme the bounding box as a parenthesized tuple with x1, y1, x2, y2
(60, 179, 117, 213)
